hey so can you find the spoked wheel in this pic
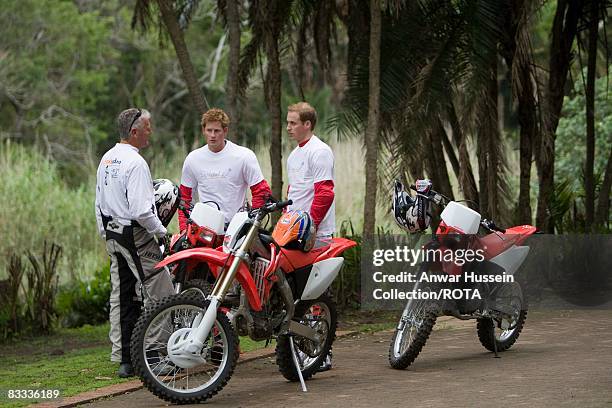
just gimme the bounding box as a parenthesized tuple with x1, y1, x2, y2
(130, 292, 239, 404)
(276, 294, 337, 381)
(181, 279, 213, 299)
(388, 286, 437, 370)
(477, 283, 527, 352)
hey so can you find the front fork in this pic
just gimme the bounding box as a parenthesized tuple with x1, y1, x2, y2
(396, 262, 430, 331)
(182, 219, 262, 353)
(397, 280, 420, 331)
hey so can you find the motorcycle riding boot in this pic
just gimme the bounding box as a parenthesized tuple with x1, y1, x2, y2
(118, 362, 135, 378)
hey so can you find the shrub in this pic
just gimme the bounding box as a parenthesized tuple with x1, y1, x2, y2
(56, 263, 111, 328)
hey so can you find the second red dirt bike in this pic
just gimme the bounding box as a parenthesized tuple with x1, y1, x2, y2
(389, 180, 536, 369)
(130, 199, 356, 403)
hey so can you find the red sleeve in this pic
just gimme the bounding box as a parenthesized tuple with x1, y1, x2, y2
(310, 180, 334, 227)
(178, 184, 193, 232)
(250, 180, 272, 209)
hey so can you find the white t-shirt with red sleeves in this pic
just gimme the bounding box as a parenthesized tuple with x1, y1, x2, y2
(287, 135, 336, 236)
(181, 140, 264, 223)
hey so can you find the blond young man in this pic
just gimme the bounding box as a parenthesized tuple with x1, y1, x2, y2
(179, 108, 271, 230)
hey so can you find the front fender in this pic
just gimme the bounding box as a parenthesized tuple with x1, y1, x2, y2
(156, 248, 262, 311)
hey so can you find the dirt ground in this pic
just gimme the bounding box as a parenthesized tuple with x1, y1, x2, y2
(84, 309, 612, 408)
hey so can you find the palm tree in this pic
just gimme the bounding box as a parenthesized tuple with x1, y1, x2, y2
(338, 0, 510, 221)
(132, 0, 208, 116)
(500, 0, 540, 225)
(217, 0, 242, 128)
(536, 0, 581, 232)
(363, 0, 381, 238)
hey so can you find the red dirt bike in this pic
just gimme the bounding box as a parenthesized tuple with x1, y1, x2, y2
(389, 181, 536, 369)
(130, 199, 356, 403)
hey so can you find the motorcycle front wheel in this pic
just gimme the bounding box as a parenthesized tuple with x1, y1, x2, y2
(388, 287, 437, 370)
(130, 292, 239, 404)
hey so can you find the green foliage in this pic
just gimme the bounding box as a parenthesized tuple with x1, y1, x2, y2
(556, 72, 612, 189)
(553, 71, 612, 232)
(0, 0, 118, 178)
(23, 243, 62, 334)
(56, 264, 111, 328)
(332, 220, 362, 309)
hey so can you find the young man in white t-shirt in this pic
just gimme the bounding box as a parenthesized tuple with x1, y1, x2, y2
(286, 102, 335, 237)
(179, 108, 271, 230)
(285, 102, 335, 371)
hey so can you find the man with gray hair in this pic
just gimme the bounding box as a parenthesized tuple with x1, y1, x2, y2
(95, 108, 174, 377)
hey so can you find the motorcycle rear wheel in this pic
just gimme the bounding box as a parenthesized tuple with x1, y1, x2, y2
(181, 278, 212, 299)
(477, 282, 527, 352)
(476, 310, 527, 352)
(130, 292, 239, 404)
(388, 295, 437, 370)
(276, 294, 337, 381)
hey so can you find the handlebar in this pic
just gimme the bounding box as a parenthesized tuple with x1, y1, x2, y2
(262, 199, 293, 213)
(409, 184, 448, 205)
(252, 199, 293, 221)
(481, 218, 506, 234)
(399, 179, 506, 234)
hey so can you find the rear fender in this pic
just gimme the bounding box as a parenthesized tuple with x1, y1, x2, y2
(315, 238, 357, 262)
(156, 248, 262, 311)
(505, 225, 537, 245)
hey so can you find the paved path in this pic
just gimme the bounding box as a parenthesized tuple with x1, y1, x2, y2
(83, 310, 612, 408)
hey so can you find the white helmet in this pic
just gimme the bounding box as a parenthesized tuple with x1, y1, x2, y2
(392, 179, 432, 233)
(153, 179, 180, 226)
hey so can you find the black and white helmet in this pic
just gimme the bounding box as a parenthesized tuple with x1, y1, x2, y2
(153, 179, 180, 227)
(392, 179, 432, 233)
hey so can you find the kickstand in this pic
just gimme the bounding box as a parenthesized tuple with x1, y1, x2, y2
(492, 325, 500, 359)
(289, 335, 308, 392)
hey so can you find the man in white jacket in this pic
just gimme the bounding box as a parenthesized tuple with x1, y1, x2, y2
(95, 108, 174, 378)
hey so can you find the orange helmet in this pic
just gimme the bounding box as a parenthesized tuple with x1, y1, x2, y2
(272, 210, 316, 252)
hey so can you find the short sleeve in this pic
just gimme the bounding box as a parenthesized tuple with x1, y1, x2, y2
(181, 154, 197, 188)
(242, 149, 265, 187)
(309, 148, 334, 183)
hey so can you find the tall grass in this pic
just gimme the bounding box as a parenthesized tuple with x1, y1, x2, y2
(0, 141, 106, 282)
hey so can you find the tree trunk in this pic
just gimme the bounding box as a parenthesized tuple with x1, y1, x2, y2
(584, 0, 598, 231)
(477, 128, 489, 216)
(448, 102, 479, 208)
(225, 0, 241, 133)
(477, 60, 508, 222)
(265, 38, 283, 203)
(500, 0, 538, 226)
(157, 0, 207, 116)
(440, 122, 460, 183)
(595, 146, 612, 229)
(431, 120, 455, 201)
(362, 0, 380, 238)
(536, 0, 580, 232)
